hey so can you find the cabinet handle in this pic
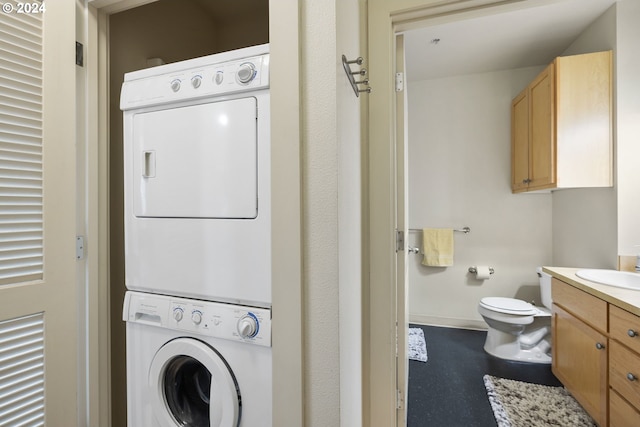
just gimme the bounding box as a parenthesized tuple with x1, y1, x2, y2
(522, 178, 532, 184)
(595, 342, 605, 350)
(628, 329, 638, 338)
(627, 373, 637, 382)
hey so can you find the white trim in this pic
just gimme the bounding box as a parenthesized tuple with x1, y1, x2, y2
(87, 1, 304, 426)
(368, 1, 527, 425)
(409, 314, 488, 330)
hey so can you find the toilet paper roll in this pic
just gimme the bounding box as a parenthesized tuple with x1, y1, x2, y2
(475, 266, 492, 280)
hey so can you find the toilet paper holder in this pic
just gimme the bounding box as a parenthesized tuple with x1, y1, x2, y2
(468, 266, 494, 275)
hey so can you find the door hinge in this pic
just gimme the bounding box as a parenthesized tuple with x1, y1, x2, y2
(395, 230, 404, 252)
(395, 72, 404, 92)
(396, 389, 404, 410)
(76, 42, 84, 67)
(76, 236, 85, 260)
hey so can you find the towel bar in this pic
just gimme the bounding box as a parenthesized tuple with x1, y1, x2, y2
(409, 226, 470, 234)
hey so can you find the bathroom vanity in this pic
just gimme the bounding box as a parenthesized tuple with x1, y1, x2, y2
(544, 266, 640, 427)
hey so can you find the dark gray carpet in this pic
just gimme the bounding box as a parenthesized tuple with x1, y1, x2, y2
(407, 325, 562, 427)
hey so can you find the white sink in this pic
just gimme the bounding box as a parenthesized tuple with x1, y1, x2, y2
(576, 269, 640, 290)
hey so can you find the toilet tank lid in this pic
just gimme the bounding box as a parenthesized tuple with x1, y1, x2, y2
(480, 297, 537, 315)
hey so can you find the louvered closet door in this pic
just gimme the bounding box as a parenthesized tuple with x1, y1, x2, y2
(0, 1, 78, 426)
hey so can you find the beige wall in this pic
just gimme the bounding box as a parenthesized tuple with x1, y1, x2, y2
(552, 1, 640, 268)
(337, 0, 364, 425)
(107, 2, 268, 425)
(407, 66, 552, 328)
(300, 0, 341, 424)
(552, 5, 618, 269)
(614, 0, 640, 257)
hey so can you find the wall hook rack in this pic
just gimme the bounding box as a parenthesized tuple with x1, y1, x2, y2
(342, 55, 372, 97)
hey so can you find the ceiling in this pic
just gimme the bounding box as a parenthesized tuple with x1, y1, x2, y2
(404, 0, 617, 82)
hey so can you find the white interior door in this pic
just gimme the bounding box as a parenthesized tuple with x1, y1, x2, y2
(0, 1, 79, 425)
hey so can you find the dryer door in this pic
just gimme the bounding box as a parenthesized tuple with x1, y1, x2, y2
(131, 97, 258, 219)
(149, 338, 241, 427)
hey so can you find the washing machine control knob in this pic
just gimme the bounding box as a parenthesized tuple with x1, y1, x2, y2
(236, 62, 256, 84)
(170, 79, 181, 92)
(173, 308, 184, 322)
(191, 310, 202, 325)
(237, 313, 258, 338)
(191, 75, 202, 89)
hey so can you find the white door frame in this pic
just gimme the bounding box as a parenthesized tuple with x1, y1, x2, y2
(366, 1, 535, 425)
(85, 1, 304, 426)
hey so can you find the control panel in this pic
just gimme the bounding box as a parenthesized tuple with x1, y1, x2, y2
(121, 51, 269, 111)
(123, 291, 271, 347)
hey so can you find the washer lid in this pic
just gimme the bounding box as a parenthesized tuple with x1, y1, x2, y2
(480, 297, 537, 315)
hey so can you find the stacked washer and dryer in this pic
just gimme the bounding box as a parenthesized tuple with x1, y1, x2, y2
(120, 44, 272, 427)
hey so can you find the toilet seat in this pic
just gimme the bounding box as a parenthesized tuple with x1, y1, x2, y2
(479, 297, 537, 316)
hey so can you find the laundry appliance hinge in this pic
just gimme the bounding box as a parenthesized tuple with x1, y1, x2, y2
(395, 229, 404, 253)
(395, 72, 404, 92)
(76, 42, 84, 67)
(396, 388, 404, 410)
(76, 236, 85, 260)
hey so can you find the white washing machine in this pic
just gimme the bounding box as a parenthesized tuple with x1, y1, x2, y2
(121, 44, 271, 307)
(123, 291, 272, 427)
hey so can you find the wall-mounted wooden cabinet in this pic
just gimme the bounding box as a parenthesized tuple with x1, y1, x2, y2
(511, 51, 612, 193)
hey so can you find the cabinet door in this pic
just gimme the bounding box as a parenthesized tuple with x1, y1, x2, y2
(552, 304, 607, 426)
(511, 89, 529, 192)
(610, 390, 640, 427)
(528, 63, 555, 190)
(555, 51, 612, 188)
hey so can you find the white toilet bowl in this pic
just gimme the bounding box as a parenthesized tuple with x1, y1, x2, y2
(477, 268, 553, 364)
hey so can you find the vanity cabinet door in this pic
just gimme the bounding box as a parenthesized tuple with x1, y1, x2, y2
(609, 341, 640, 411)
(610, 305, 640, 354)
(610, 390, 640, 427)
(552, 304, 608, 426)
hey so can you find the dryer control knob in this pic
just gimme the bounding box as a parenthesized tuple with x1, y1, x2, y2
(173, 308, 184, 322)
(191, 75, 202, 89)
(236, 62, 256, 84)
(214, 71, 224, 85)
(191, 311, 202, 325)
(170, 79, 181, 92)
(237, 313, 258, 338)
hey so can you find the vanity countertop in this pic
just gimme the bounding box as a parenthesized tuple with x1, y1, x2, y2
(543, 266, 640, 317)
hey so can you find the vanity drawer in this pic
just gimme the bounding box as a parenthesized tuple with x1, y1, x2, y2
(610, 390, 640, 427)
(610, 340, 640, 409)
(610, 305, 640, 355)
(552, 278, 607, 333)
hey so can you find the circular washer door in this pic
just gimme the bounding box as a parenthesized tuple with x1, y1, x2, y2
(149, 338, 241, 427)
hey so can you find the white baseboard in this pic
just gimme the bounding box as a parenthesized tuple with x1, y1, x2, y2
(409, 314, 487, 330)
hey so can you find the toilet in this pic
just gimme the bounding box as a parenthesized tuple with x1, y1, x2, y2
(477, 267, 553, 364)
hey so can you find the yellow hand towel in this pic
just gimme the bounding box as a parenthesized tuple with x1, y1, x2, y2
(421, 228, 454, 267)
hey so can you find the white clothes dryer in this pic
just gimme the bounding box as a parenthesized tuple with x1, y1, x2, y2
(123, 291, 272, 427)
(121, 44, 271, 307)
